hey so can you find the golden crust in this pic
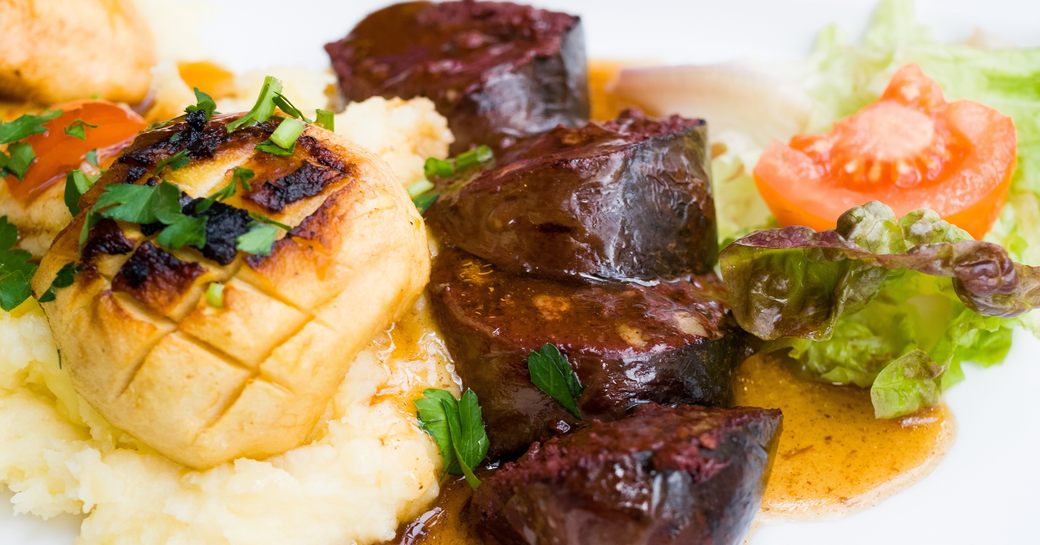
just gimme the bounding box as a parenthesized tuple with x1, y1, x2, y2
(32, 116, 430, 468)
(0, 0, 155, 104)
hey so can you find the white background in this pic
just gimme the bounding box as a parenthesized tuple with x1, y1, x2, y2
(2, 1, 1039, 544)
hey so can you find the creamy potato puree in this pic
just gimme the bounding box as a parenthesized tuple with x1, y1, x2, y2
(0, 86, 456, 543)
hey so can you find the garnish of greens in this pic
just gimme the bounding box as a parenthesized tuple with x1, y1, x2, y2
(721, 201, 1040, 418)
(527, 343, 584, 419)
(185, 88, 218, 121)
(0, 217, 76, 311)
(0, 110, 62, 180)
(64, 119, 97, 141)
(409, 144, 494, 213)
(64, 169, 98, 216)
(415, 388, 490, 489)
(205, 282, 225, 309)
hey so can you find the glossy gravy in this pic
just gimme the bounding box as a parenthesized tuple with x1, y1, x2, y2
(734, 354, 953, 517)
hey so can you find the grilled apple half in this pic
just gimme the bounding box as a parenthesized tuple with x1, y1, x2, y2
(31, 112, 430, 468)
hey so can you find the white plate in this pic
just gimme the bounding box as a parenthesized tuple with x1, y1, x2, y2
(2, 1, 1038, 543)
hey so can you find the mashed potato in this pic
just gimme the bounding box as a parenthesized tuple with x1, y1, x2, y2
(0, 87, 457, 543)
(0, 297, 458, 545)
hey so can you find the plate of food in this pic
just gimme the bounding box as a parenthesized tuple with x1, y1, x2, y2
(0, 0, 1037, 544)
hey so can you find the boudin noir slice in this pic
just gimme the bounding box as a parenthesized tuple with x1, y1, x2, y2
(324, 0, 589, 154)
(427, 110, 718, 282)
(472, 403, 783, 545)
(428, 249, 749, 457)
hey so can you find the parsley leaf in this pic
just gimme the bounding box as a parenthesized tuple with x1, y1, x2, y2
(153, 150, 190, 175)
(64, 119, 97, 140)
(4, 142, 36, 179)
(315, 109, 335, 131)
(156, 213, 207, 250)
(196, 167, 254, 213)
(93, 181, 182, 224)
(37, 263, 78, 303)
(255, 140, 295, 156)
(64, 169, 97, 216)
(527, 343, 584, 419)
(0, 110, 61, 144)
(247, 211, 291, 231)
(0, 217, 37, 311)
(185, 87, 217, 121)
(415, 388, 490, 489)
(226, 76, 282, 132)
(235, 223, 281, 256)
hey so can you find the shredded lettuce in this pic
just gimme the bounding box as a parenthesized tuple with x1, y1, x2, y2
(721, 202, 1034, 418)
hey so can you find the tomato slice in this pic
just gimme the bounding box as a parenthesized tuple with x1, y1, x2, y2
(754, 64, 1016, 239)
(4, 100, 146, 204)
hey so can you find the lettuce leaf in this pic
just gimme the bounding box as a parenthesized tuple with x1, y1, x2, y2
(721, 202, 1031, 417)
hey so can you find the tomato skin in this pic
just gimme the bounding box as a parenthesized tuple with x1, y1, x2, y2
(754, 64, 1016, 240)
(4, 100, 146, 204)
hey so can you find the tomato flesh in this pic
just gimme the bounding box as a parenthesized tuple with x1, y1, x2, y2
(754, 64, 1016, 239)
(4, 100, 146, 204)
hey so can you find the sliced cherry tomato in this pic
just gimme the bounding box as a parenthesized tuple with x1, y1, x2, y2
(4, 100, 146, 204)
(754, 64, 1016, 239)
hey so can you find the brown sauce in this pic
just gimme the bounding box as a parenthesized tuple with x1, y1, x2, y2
(382, 477, 479, 545)
(734, 354, 954, 517)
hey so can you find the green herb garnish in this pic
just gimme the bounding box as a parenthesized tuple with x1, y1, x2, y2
(256, 118, 306, 156)
(272, 93, 307, 120)
(64, 119, 97, 140)
(37, 263, 79, 303)
(415, 388, 490, 489)
(3, 142, 36, 179)
(205, 282, 225, 308)
(196, 167, 254, 213)
(152, 150, 190, 176)
(0, 110, 61, 145)
(527, 343, 584, 419)
(0, 217, 38, 311)
(156, 213, 207, 250)
(236, 223, 281, 256)
(315, 109, 334, 131)
(64, 169, 97, 216)
(89, 181, 208, 251)
(423, 145, 493, 180)
(412, 192, 439, 214)
(185, 87, 218, 121)
(226, 76, 282, 132)
(85, 149, 99, 168)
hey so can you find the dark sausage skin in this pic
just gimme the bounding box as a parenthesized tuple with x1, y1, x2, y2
(428, 249, 750, 457)
(471, 403, 783, 545)
(325, 0, 589, 154)
(427, 110, 718, 282)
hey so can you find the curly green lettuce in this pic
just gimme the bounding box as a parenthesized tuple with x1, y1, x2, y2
(721, 202, 1037, 418)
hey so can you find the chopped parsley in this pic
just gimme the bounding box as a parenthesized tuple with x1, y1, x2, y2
(155, 213, 207, 250)
(196, 167, 254, 213)
(205, 282, 225, 308)
(64, 119, 97, 140)
(235, 223, 281, 256)
(87, 180, 208, 252)
(272, 93, 307, 120)
(64, 169, 98, 216)
(152, 150, 190, 176)
(0, 110, 61, 145)
(527, 343, 584, 419)
(226, 76, 282, 132)
(315, 109, 335, 131)
(37, 263, 79, 303)
(185, 88, 218, 121)
(0, 217, 38, 311)
(415, 388, 490, 489)
(3, 142, 36, 179)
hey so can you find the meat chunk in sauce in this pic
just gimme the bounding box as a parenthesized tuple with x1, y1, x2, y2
(428, 249, 750, 457)
(472, 403, 782, 545)
(325, 0, 589, 154)
(427, 110, 717, 282)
